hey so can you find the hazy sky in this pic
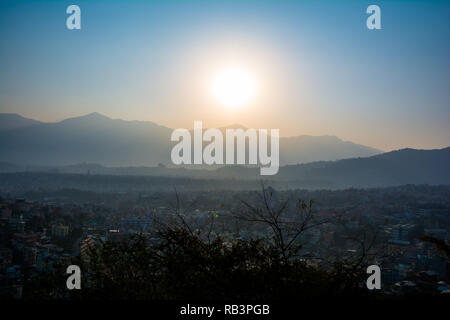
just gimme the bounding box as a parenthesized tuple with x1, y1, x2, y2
(0, 0, 449, 151)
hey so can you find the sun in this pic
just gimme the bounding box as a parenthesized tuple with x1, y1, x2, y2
(211, 66, 257, 109)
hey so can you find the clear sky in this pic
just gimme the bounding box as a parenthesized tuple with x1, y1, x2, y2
(0, 0, 449, 151)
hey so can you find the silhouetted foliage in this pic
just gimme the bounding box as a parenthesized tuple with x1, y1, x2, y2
(22, 189, 378, 300)
(419, 235, 450, 259)
(23, 226, 374, 300)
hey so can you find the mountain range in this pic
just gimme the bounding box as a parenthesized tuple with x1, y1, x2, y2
(0, 112, 448, 188)
(0, 112, 381, 166)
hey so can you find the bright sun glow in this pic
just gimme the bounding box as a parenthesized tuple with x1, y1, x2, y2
(211, 67, 257, 109)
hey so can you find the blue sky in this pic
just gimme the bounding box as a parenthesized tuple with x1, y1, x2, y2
(0, 0, 449, 150)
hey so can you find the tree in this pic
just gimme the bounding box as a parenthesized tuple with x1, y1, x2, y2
(419, 235, 450, 259)
(229, 184, 329, 263)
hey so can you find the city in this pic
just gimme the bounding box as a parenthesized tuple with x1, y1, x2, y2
(0, 180, 448, 298)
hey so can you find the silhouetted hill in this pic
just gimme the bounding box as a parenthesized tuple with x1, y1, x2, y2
(0, 147, 448, 189)
(0, 113, 173, 166)
(280, 135, 380, 164)
(214, 147, 450, 188)
(0, 113, 41, 131)
(277, 147, 450, 187)
(0, 113, 381, 166)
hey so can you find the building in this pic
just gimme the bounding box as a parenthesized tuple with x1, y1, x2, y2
(51, 224, 69, 238)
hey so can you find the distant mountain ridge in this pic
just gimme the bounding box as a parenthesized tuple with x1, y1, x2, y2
(0, 147, 448, 189)
(0, 112, 382, 167)
(0, 113, 42, 131)
(276, 147, 450, 188)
